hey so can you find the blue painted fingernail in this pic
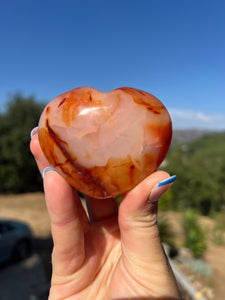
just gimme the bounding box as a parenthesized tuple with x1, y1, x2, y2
(157, 175, 177, 187)
(42, 166, 55, 179)
(148, 175, 177, 203)
(30, 127, 38, 139)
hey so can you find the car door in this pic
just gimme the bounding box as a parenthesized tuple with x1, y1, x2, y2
(0, 222, 17, 264)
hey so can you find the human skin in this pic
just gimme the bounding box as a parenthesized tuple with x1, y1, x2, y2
(30, 132, 180, 300)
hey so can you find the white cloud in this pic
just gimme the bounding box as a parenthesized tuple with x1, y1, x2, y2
(168, 108, 225, 130)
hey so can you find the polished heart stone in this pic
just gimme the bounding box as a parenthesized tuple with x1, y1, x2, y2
(38, 87, 172, 199)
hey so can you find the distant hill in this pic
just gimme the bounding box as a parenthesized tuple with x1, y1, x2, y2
(171, 129, 222, 145)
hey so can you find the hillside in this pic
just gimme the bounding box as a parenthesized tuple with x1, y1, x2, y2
(162, 131, 225, 215)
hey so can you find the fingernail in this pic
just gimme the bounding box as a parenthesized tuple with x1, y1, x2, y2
(30, 127, 39, 139)
(42, 166, 56, 179)
(157, 175, 177, 187)
(148, 175, 176, 203)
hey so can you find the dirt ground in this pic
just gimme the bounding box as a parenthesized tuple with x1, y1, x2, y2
(1, 193, 225, 299)
(0, 193, 51, 238)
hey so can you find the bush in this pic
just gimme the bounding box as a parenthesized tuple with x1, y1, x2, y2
(183, 209, 206, 258)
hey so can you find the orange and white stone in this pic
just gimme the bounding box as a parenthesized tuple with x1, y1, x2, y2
(38, 87, 172, 199)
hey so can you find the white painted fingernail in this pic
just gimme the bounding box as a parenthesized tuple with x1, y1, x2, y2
(30, 127, 39, 139)
(42, 167, 55, 179)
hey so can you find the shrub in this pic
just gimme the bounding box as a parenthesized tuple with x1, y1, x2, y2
(183, 209, 207, 258)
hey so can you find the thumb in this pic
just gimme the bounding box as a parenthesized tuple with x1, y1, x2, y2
(118, 171, 176, 264)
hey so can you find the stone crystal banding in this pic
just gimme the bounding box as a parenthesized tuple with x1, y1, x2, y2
(38, 87, 172, 199)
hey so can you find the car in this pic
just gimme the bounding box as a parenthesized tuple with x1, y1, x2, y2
(0, 219, 33, 265)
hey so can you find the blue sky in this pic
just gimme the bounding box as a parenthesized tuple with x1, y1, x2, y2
(0, 0, 225, 129)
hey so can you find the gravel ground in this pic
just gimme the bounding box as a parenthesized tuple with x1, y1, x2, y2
(0, 254, 49, 300)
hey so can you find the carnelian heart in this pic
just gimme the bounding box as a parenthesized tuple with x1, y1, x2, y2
(38, 87, 172, 199)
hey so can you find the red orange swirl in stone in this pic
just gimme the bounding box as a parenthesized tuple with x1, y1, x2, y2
(38, 87, 172, 199)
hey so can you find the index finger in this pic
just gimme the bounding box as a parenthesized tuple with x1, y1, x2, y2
(30, 129, 89, 275)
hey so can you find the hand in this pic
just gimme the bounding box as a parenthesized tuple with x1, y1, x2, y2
(30, 130, 180, 300)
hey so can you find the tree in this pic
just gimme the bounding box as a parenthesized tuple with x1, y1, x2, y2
(0, 93, 45, 192)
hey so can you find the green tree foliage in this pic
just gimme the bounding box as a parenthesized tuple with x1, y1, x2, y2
(163, 133, 225, 215)
(0, 93, 45, 192)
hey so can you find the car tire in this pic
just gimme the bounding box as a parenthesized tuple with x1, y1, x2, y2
(13, 239, 31, 261)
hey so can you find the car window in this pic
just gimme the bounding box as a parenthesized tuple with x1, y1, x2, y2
(0, 223, 15, 235)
